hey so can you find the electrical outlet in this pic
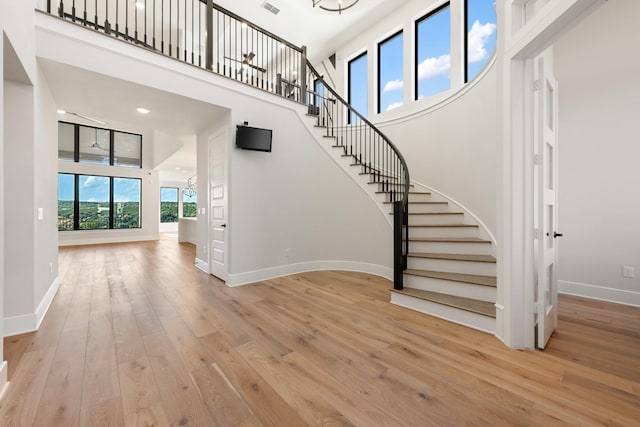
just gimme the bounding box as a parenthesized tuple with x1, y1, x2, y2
(623, 266, 635, 278)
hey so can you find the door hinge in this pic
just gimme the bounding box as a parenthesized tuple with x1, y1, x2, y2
(533, 154, 542, 166)
(533, 79, 542, 91)
(534, 228, 542, 239)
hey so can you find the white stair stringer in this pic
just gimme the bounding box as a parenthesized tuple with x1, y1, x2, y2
(391, 291, 496, 334)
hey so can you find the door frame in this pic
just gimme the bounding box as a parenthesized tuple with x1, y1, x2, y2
(496, 0, 605, 348)
(208, 127, 229, 282)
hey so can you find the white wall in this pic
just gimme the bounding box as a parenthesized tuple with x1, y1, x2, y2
(554, 0, 640, 306)
(227, 104, 393, 285)
(324, 0, 498, 234)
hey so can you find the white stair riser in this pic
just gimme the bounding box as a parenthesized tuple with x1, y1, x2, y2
(390, 293, 495, 334)
(409, 226, 479, 238)
(405, 203, 450, 213)
(403, 276, 496, 302)
(408, 214, 465, 226)
(408, 241, 493, 255)
(407, 257, 496, 276)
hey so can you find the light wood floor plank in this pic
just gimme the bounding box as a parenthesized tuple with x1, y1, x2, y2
(1, 237, 638, 426)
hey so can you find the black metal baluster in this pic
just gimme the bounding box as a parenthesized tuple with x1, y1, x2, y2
(161, 0, 164, 52)
(115, 0, 119, 37)
(184, 0, 187, 62)
(144, 0, 147, 45)
(105, 0, 110, 34)
(125, 0, 129, 40)
(169, 0, 172, 56)
(134, 0, 138, 43)
(152, 0, 156, 48)
(176, 0, 180, 58)
(94, 0, 98, 30)
(191, 0, 194, 64)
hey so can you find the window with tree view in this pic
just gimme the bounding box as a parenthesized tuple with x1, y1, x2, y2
(183, 189, 197, 218)
(113, 178, 141, 228)
(161, 187, 179, 223)
(58, 173, 74, 231)
(415, 3, 451, 100)
(58, 173, 142, 231)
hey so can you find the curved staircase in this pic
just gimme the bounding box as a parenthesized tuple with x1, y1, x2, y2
(388, 188, 496, 333)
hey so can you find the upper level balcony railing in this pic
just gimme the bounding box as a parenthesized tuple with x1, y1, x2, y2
(41, 0, 307, 102)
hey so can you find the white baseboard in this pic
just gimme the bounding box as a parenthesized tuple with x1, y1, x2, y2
(0, 361, 8, 401)
(225, 261, 393, 287)
(35, 276, 61, 329)
(58, 233, 158, 247)
(4, 276, 60, 337)
(195, 258, 209, 274)
(559, 280, 640, 307)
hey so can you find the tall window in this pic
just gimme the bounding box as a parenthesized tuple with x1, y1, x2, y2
(183, 189, 197, 218)
(160, 187, 179, 223)
(58, 173, 75, 231)
(378, 31, 404, 113)
(58, 174, 142, 231)
(415, 3, 451, 100)
(466, 0, 497, 82)
(79, 175, 110, 229)
(348, 52, 368, 123)
(114, 178, 141, 229)
(58, 122, 142, 168)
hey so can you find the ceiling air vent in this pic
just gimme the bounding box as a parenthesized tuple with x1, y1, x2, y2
(262, 1, 280, 15)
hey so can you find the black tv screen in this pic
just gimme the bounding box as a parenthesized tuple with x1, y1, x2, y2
(236, 125, 272, 152)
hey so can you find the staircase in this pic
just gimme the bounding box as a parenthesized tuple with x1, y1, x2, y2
(388, 189, 496, 333)
(44, 0, 496, 334)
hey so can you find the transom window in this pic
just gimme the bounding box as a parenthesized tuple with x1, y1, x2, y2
(58, 122, 142, 168)
(466, 0, 497, 82)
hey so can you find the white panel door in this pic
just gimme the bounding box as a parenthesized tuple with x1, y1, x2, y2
(535, 49, 560, 349)
(209, 131, 228, 281)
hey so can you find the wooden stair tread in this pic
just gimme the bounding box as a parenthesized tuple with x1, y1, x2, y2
(409, 224, 478, 228)
(389, 212, 463, 215)
(391, 288, 496, 318)
(409, 237, 492, 243)
(408, 252, 496, 263)
(385, 201, 448, 205)
(404, 269, 496, 287)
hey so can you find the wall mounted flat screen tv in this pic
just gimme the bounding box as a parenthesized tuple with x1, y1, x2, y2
(236, 125, 273, 152)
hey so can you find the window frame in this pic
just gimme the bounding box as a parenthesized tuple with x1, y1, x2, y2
(58, 173, 142, 231)
(414, 2, 452, 101)
(377, 29, 404, 114)
(182, 188, 198, 218)
(58, 121, 143, 169)
(347, 51, 368, 124)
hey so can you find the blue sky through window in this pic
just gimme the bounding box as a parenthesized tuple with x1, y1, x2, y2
(183, 190, 197, 203)
(348, 52, 368, 122)
(161, 187, 179, 202)
(416, 5, 451, 99)
(378, 31, 404, 113)
(467, 0, 497, 81)
(59, 174, 142, 203)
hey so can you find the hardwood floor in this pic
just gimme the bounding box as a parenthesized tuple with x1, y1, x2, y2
(2, 236, 639, 426)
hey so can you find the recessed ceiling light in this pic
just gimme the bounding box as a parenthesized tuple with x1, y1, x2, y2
(135, 2, 145, 9)
(57, 109, 66, 114)
(136, 107, 150, 114)
(176, 167, 181, 170)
